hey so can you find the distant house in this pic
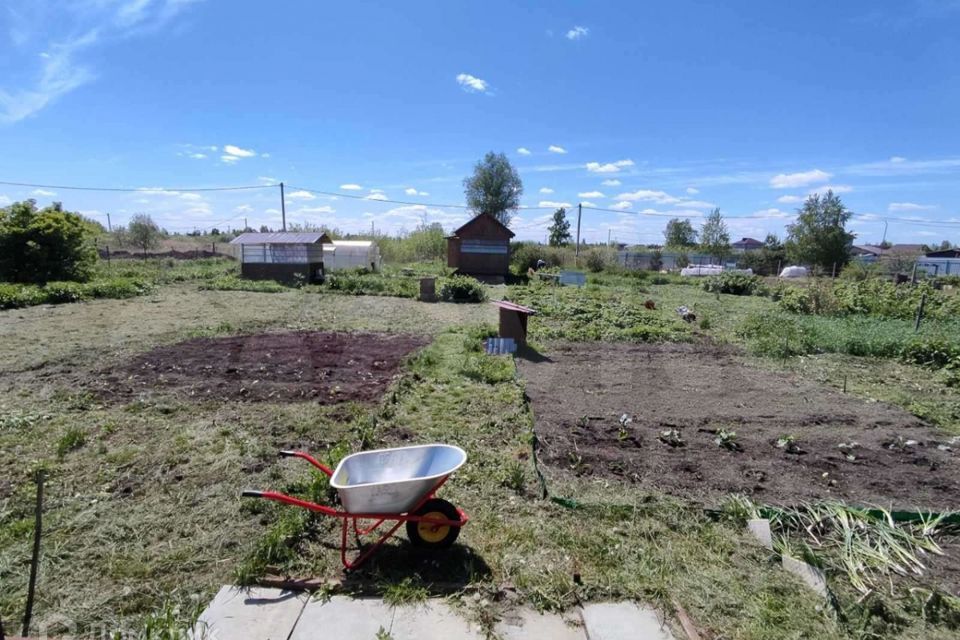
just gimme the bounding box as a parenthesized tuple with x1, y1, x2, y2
(731, 237, 763, 252)
(446, 213, 515, 281)
(925, 248, 960, 259)
(230, 232, 332, 283)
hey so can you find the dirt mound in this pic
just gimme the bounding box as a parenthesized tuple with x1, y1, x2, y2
(519, 342, 960, 509)
(96, 331, 428, 403)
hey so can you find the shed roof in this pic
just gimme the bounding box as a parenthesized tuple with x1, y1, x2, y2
(451, 213, 515, 239)
(230, 232, 332, 245)
(332, 240, 376, 248)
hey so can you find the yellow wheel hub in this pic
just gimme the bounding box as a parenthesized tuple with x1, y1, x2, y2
(417, 511, 450, 544)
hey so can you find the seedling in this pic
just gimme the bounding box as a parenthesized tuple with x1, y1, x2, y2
(715, 429, 741, 451)
(617, 413, 633, 441)
(776, 435, 804, 454)
(659, 429, 685, 447)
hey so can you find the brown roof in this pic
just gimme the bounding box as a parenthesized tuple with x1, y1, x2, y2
(451, 213, 515, 239)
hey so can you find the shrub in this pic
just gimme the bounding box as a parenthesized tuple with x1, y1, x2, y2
(0, 200, 99, 284)
(324, 272, 417, 298)
(901, 338, 960, 368)
(42, 281, 88, 303)
(584, 248, 610, 273)
(84, 277, 153, 299)
(439, 275, 486, 303)
(702, 272, 767, 296)
(511, 242, 568, 272)
(200, 277, 288, 293)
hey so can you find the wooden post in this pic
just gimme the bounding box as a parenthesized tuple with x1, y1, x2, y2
(777, 259, 782, 277)
(21, 469, 45, 637)
(575, 203, 582, 264)
(832, 262, 837, 278)
(911, 261, 918, 284)
(914, 293, 926, 332)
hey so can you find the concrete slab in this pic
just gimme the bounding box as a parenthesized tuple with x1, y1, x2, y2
(495, 608, 586, 640)
(581, 602, 674, 640)
(289, 596, 394, 640)
(747, 518, 774, 550)
(192, 586, 308, 640)
(782, 554, 829, 598)
(390, 600, 483, 640)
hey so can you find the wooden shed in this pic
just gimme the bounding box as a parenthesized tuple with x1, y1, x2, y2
(447, 213, 515, 281)
(230, 232, 333, 283)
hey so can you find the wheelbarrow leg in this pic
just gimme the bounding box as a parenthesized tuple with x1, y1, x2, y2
(341, 517, 405, 570)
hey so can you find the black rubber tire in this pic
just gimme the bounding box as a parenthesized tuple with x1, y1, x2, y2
(406, 498, 461, 548)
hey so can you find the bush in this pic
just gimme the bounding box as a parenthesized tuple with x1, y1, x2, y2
(200, 277, 288, 293)
(439, 275, 486, 303)
(702, 272, 767, 296)
(42, 281, 88, 303)
(901, 338, 960, 368)
(84, 277, 153, 299)
(324, 271, 417, 298)
(0, 200, 98, 283)
(777, 279, 960, 320)
(511, 242, 568, 272)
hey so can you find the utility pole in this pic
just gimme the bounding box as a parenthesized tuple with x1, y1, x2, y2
(106, 212, 112, 233)
(608, 228, 612, 246)
(244, 217, 248, 231)
(881, 219, 888, 246)
(280, 182, 287, 232)
(575, 203, 582, 262)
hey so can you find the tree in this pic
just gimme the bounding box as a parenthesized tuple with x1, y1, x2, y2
(739, 233, 786, 275)
(663, 218, 698, 248)
(547, 208, 572, 246)
(784, 191, 855, 272)
(128, 213, 162, 257)
(699, 208, 730, 263)
(0, 199, 98, 283)
(463, 151, 523, 225)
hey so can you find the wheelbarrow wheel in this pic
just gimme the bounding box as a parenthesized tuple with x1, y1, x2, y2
(407, 498, 461, 548)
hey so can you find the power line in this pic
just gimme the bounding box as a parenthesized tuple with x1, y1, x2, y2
(287, 184, 560, 211)
(0, 180, 272, 192)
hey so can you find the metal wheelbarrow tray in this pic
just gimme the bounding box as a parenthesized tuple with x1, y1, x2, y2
(243, 444, 469, 569)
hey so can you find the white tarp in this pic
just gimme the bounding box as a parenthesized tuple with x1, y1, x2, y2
(680, 265, 724, 277)
(779, 265, 809, 278)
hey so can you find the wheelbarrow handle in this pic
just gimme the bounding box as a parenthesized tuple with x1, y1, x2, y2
(241, 489, 264, 498)
(279, 450, 334, 477)
(241, 489, 340, 516)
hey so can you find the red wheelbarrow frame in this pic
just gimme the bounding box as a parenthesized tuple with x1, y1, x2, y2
(242, 450, 469, 570)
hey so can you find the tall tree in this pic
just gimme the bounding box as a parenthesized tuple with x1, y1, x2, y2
(663, 218, 698, 248)
(128, 213, 162, 258)
(784, 191, 855, 272)
(547, 207, 572, 246)
(699, 208, 731, 262)
(0, 199, 98, 283)
(463, 151, 523, 225)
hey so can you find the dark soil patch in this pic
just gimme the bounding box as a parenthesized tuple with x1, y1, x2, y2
(94, 331, 428, 403)
(519, 342, 960, 509)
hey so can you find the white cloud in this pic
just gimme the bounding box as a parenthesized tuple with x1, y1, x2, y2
(365, 193, 389, 201)
(752, 208, 792, 219)
(220, 155, 239, 164)
(686, 187, 699, 195)
(370, 188, 384, 194)
(261, 152, 271, 159)
(287, 190, 316, 201)
(296, 205, 336, 214)
(187, 153, 206, 159)
(889, 202, 936, 212)
(517, 147, 531, 156)
(179, 192, 202, 201)
(580, 201, 598, 208)
(586, 159, 634, 173)
(609, 201, 632, 211)
(456, 73, 489, 94)
(258, 176, 278, 184)
(679, 200, 716, 209)
(566, 26, 589, 40)
(405, 188, 418, 196)
(31, 188, 56, 197)
(578, 191, 605, 198)
(340, 184, 363, 191)
(548, 145, 567, 154)
(234, 204, 254, 213)
(810, 184, 853, 195)
(777, 195, 804, 204)
(769, 169, 831, 188)
(0, 195, 11, 206)
(615, 189, 681, 204)
(539, 200, 573, 208)
(539, 187, 554, 194)
(890, 156, 906, 163)
(404, 188, 428, 197)
(601, 179, 621, 186)
(223, 144, 256, 158)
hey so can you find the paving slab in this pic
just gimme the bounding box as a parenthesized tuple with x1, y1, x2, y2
(495, 607, 586, 640)
(290, 596, 394, 640)
(390, 600, 483, 640)
(192, 586, 308, 640)
(782, 554, 829, 598)
(581, 602, 674, 640)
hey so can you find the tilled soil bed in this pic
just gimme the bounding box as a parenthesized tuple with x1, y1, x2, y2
(519, 342, 960, 509)
(94, 331, 429, 403)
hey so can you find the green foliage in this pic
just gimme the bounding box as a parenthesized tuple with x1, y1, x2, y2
(463, 151, 523, 225)
(507, 285, 691, 342)
(664, 217, 698, 248)
(699, 208, 731, 262)
(702, 272, 767, 296)
(0, 277, 153, 309)
(547, 207, 572, 246)
(57, 426, 87, 457)
(737, 234, 786, 276)
(460, 352, 515, 384)
(376, 223, 447, 263)
(128, 213, 163, 256)
(324, 269, 418, 298)
(438, 275, 486, 302)
(777, 279, 960, 321)
(901, 337, 960, 368)
(785, 191, 855, 271)
(511, 242, 569, 272)
(0, 199, 99, 283)
(199, 277, 288, 293)
(584, 247, 617, 272)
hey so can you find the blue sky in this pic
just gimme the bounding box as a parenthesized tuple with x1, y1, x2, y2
(1, 0, 959, 245)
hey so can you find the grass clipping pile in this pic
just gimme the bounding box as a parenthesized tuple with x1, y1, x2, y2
(519, 342, 960, 509)
(95, 330, 429, 403)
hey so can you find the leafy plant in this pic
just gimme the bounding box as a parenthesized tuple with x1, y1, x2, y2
(659, 429, 685, 447)
(715, 429, 741, 451)
(439, 275, 486, 303)
(702, 272, 767, 296)
(57, 426, 87, 457)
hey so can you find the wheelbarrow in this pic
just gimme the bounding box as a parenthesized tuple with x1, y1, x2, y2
(242, 444, 469, 569)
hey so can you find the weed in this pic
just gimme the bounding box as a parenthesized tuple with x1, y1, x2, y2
(776, 435, 804, 454)
(57, 426, 87, 457)
(381, 576, 429, 607)
(501, 460, 526, 494)
(715, 429, 741, 451)
(658, 429, 685, 447)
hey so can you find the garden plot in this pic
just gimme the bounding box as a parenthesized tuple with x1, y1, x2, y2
(94, 330, 429, 403)
(519, 342, 960, 508)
